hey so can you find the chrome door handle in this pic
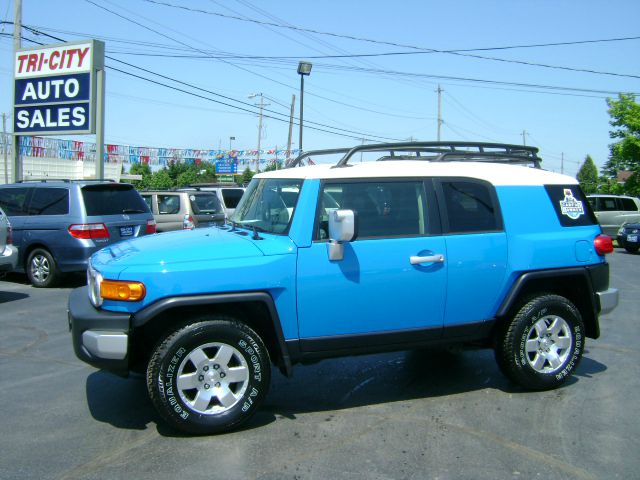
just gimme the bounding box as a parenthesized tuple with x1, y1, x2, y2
(410, 254, 445, 265)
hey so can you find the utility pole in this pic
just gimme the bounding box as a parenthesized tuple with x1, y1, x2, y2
(286, 94, 295, 163)
(561, 153, 564, 174)
(248, 93, 268, 173)
(521, 130, 528, 146)
(437, 85, 443, 141)
(12, 0, 22, 182)
(2, 113, 8, 184)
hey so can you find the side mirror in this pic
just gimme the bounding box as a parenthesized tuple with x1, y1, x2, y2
(327, 209, 357, 261)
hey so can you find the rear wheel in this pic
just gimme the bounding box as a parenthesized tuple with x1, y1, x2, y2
(147, 317, 271, 434)
(495, 294, 585, 390)
(26, 248, 59, 288)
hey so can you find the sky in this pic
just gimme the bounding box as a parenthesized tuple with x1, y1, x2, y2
(1, 0, 639, 177)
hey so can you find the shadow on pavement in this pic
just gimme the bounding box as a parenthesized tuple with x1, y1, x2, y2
(84, 347, 608, 436)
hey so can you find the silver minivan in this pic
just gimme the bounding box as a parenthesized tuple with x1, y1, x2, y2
(587, 194, 640, 236)
(140, 190, 225, 232)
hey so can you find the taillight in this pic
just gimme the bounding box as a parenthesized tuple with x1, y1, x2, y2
(594, 235, 614, 255)
(68, 223, 110, 239)
(182, 214, 195, 230)
(146, 219, 156, 234)
(7, 225, 13, 245)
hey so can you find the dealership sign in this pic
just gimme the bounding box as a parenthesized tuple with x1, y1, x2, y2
(13, 40, 105, 135)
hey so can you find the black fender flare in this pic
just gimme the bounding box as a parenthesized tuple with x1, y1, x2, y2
(132, 291, 293, 376)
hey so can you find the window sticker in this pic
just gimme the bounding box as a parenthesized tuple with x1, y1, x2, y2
(559, 189, 585, 220)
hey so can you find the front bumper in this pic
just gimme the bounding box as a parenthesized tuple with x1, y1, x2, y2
(0, 245, 18, 273)
(68, 286, 132, 374)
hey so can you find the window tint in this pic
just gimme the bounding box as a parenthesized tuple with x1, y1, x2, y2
(441, 180, 500, 233)
(141, 195, 152, 210)
(545, 185, 597, 227)
(318, 181, 427, 239)
(598, 197, 618, 212)
(220, 189, 244, 208)
(190, 194, 221, 214)
(0, 187, 31, 215)
(158, 194, 181, 214)
(29, 188, 69, 215)
(620, 197, 638, 212)
(82, 184, 150, 216)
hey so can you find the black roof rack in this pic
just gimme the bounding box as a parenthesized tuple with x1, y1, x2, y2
(16, 178, 116, 183)
(285, 142, 541, 169)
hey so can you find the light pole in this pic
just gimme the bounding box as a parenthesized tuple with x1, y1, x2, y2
(229, 136, 235, 152)
(297, 61, 312, 153)
(248, 93, 265, 172)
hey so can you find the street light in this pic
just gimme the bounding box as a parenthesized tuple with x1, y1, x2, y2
(297, 61, 312, 153)
(229, 136, 235, 151)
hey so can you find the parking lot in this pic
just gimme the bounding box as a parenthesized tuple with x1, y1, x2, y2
(0, 250, 638, 480)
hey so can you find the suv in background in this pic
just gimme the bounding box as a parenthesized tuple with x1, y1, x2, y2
(188, 184, 245, 218)
(70, 142, 618, 435)
(587, 194, 640, 236)
(140, 190, 225, 232)
(0, 206, 18, 278)
(0, 180, 155, 287)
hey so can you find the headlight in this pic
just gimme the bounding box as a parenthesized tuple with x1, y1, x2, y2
(87, 263, 103, 307)
(618, 225, 626, 235)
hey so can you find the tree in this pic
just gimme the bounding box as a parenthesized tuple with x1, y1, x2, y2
(241, 167, 254, 185)
(602, 93, 640, 195)
(128, 163, 152, 189)
(576, 155, 598, 194)
(148, 169, 173, 189)
(264, 160, 284, 172)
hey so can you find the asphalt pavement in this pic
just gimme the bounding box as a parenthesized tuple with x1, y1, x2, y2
(0, 251, 638, 480)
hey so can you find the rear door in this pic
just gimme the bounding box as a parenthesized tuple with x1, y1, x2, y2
(81, 184, 153, 242)
(189, 193, 225, 227)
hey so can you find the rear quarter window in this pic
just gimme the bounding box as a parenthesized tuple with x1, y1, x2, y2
(82, 184, 150, 216)
(221, 189, 244, 208)
(545, 185, 597, 227)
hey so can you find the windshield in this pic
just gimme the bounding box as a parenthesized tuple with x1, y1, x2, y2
(231, 178, 302, 234)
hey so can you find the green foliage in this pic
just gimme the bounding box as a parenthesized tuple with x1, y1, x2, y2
(577, 155, 599, 194)
(264, 160, 284, 172)
(597, 177, 624, 195)
(148, 169, 173, 189)
(602, 93, 640, 178)
(241, 167, 255, 184)
(127, 163, 152, 189)
(176, 170, 198, 187)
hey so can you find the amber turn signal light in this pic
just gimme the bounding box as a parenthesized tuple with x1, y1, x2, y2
(100, 280, 146, 302)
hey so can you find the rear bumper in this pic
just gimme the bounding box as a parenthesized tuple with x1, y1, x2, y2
(0, 245, 18, 272)
(68, 286, 131, 374)
(597, 288, 619, 315)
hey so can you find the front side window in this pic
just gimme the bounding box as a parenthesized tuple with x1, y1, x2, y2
(0, 187, 31, 216)
(316, 181, 427, 239)
(440, 180, 501, 233)
(232, 178, 302, 234)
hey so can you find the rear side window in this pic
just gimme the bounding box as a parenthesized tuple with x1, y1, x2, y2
(190, 194, 222, 214)
(439, 180, 501, 233)
(620, 197, 639, 212)
(29, 188, 69, 215)
(82, 184, 150, 216)
(545, 185, 597, 227)
(158, 194, 181, 214)
(221, 189, 244, 208)
(0, 187, 31, 215)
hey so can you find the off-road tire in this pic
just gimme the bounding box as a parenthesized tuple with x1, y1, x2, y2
(495, 294, 585, 391)
(147, 317, 271, 435)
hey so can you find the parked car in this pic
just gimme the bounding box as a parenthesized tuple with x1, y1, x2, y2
(587, 194, 640, 237)
(140, 190, 225, 232)
(188, 184, 245, 218)
(0, 206, 18, 278)
(617, 222, 640, 253)
(69, 142, 617, 435)
(0, 180, 155, 287)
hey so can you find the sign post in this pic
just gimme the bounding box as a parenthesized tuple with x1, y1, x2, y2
(13, 40, 105, 180)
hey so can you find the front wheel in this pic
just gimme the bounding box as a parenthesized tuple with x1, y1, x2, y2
(495, 294, 585, 390)
(147, 317, 271, 434)
(624, 245, 639, 254)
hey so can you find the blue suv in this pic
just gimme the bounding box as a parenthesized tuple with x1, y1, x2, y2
(0, 180, 155, 287)
(69, 142, 618, 434)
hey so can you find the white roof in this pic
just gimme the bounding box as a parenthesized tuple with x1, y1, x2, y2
(256, 161, 577, 186)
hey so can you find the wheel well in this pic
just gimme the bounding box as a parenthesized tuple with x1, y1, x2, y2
(495, 273, 599, 339)
(21, 243, 52, 269)
(130, 301, 285, 374)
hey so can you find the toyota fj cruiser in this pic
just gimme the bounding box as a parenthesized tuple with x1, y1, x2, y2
(69, 142, 618, 434)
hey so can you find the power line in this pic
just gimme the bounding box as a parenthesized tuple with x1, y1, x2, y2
(135, 1, 640, 79)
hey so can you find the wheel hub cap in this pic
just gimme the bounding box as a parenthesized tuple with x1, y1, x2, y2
(525, 315, 572, 374)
